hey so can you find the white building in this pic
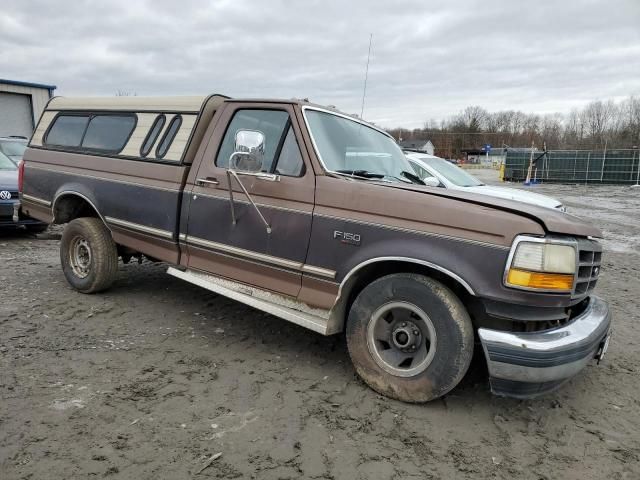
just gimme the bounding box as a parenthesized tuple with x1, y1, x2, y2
(0, 79, 57, 138)
(398, 139, 435, 156)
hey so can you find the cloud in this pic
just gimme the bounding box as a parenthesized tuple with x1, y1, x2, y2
(1, 0, 639, 128)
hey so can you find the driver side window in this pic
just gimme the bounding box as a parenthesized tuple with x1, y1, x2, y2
(215, 109, 305, 177)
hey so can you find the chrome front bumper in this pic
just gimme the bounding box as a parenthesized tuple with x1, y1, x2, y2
(478, 296, 612, 398)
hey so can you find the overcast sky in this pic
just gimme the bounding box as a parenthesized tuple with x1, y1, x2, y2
(2, 0, 639, 128)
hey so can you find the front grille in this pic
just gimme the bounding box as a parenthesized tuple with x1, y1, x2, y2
(573, 238, 602, 298)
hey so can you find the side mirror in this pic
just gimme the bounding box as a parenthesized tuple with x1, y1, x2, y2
(423, 176, 441, 187)
(229, 129, 265, 173)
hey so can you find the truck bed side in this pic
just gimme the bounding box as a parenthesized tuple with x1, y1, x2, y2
(23, 151, 189, 262)
(21, 95, 227, 264)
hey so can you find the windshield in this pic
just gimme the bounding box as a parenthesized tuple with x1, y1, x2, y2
(0, 151, 17, 170)
(0, 140, 27, 157)
(305, 109, 413, 181)
(418, 156, 483, 187)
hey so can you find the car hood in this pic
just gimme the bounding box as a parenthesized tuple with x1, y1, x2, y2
(0, 170, 18, 190)
(462, 185, 562, 209)
(380, 181, 602, 238)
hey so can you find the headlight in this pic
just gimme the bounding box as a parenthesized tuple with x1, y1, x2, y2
(505, 236, 576, 292)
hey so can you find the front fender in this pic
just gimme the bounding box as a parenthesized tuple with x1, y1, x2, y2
(306, 215, 574, 309)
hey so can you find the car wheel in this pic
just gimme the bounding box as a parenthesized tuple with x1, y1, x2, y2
(346, 273, 474, 402)
(60, 217, 118, 293)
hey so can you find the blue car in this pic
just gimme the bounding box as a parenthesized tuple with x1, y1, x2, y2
(0, 151, 48, 232)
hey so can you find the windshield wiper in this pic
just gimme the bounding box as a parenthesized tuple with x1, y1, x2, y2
(335, 169, 385, 179)
(333, 170, 417, 185)
(401, 170, 425, 185)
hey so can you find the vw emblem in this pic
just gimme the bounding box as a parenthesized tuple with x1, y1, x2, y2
(0, 190, 11, 200)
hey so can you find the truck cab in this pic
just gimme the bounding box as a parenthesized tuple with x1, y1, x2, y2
(20, 95, 612, 402)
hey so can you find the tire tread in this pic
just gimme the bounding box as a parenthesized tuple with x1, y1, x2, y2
(60, 217, 118, 293)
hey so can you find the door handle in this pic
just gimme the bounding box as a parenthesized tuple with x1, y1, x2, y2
(195, 177, 219, 187)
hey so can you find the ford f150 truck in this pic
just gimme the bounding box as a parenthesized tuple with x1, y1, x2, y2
(19, 95, 612, 402)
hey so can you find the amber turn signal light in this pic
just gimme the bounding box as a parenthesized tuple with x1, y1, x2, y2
(506, 268, 574, 291)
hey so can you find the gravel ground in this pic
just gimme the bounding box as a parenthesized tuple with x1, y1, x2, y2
(1, 172, 639, 479)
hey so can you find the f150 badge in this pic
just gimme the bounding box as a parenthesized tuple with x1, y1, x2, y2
(334, 230, 361, 246)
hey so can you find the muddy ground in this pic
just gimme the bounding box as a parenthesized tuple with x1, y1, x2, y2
(1, 171, 639, 479)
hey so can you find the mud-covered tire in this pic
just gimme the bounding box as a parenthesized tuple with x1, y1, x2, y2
(60, 217, 118, 293)
(346, 273, 474, 403)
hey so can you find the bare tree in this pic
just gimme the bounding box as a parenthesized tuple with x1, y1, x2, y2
(458, 106, 488, 132)
(388, 95, 639, 157)
(582, 100, 617, 145)
(564, 108, 583, 145)
(619, 96, 640, 145)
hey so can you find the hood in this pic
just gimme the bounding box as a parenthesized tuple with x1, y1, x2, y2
(463, 185, 562, 209)
(378, 181, 602, 238)
(0, 169, 18, 190)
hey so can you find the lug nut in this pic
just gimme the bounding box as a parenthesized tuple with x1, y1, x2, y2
(401, 322, 407, 327)
(413, 330, 419, 336)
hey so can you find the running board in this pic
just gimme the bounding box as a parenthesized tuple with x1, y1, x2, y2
(167, 267, 332, 335)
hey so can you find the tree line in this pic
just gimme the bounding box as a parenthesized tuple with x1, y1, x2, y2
(387, 96, 640, 159)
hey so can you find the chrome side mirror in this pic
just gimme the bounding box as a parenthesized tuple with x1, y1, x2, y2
(225, 129, 273, 234)
(229, 129, 265, 173)
(423, 176, 441, 187)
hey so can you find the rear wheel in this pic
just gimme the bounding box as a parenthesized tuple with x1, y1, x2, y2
(60, 217, 118, 293)
(346, 273, 474, 403)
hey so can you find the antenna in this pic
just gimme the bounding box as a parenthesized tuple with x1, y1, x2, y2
(360, 33, 373, 119)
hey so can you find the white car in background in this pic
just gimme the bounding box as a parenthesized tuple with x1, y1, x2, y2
(405, 152, 566, 211)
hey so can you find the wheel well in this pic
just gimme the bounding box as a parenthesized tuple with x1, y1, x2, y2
(330, 260, 479, 333)
(53, 194, 101, 224)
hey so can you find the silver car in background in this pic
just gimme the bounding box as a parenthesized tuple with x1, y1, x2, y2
(0, 137, 28, 166)
(405, 151, 566, 211)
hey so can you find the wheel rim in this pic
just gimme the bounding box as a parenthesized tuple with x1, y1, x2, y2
(366, 301, 438, 377)
(69, 235, 92, 279)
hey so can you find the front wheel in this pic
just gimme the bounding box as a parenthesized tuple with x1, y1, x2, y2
(346, 273, 474, 403)
(60, 217, 118, 293)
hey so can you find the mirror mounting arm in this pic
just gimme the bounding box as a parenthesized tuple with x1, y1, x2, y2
(226, 170, 238, 226)
(226, 169, 272, 235)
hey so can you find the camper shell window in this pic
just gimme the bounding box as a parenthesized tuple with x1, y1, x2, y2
(44, 113, 137, 154)
(156, 114, 182, 159)
(141, 114, 166, 158)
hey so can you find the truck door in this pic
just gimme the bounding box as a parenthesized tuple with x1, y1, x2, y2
(184, 103, 315, 297)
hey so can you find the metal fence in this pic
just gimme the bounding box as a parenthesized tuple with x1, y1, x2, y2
(504, 148, 640, 184)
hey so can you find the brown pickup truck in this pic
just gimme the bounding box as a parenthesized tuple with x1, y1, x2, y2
(19, 95, 612, 402)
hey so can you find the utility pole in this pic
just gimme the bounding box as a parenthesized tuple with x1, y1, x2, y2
(525, 141, 535, 185)
(600, 139, 607, 182)
(633, 146, 640, 187)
